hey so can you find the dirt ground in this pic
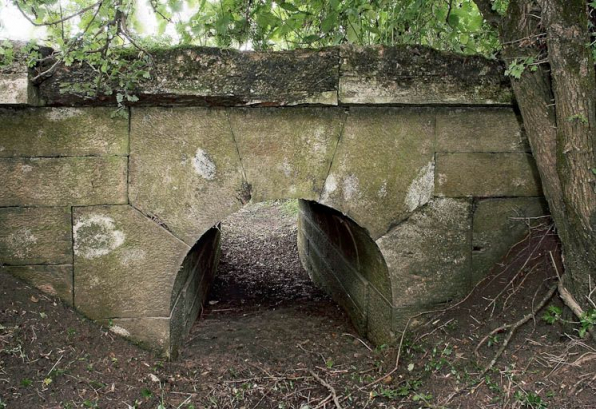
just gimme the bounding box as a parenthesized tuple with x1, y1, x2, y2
(1, 201, 595, 409)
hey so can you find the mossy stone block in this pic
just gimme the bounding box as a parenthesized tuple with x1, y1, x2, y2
(0, 157, 127, 206)
(129, 107, 246, 245)
(472, 197, 548, 283)
(1, 265, 73, 304)
(0, 108, 128, 157)
(436, 153, 542, 197)
(339, 45, 512, 105)
(320, 107, 435, 239)
(436, 107, 528, 152)
(0, 207, 72, 265)
(73, 205, 189, 319)
(377, 198, 472, 307)
(229, 108, 344, 202)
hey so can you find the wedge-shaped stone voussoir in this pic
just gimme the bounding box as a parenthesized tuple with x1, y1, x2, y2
(436, 153, 542, 197)
(229, 108, 345, 202)
(377, 198, 472, 307)
(339, 45, 512, 105)
(320, 107, 435, 239)
(0, 108, 128, 157)
(436, 107, 528, 153)
(472, 197, 548, 284)
(129, 107, 246, 245)
(0, 207, 72, 265)
(1, 265, 73, 304)
(73, 205, 189, 319)
(0, 157, 127, 206)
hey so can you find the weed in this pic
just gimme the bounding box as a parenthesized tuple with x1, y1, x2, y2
(20, 378, 32, 387)
(542, 305, 562, 325)
(514, 390, 547, 408)
(83, 399, 99, 408)
(372, 385, 399, 399)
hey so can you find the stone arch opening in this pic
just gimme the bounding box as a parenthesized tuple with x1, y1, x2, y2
(169, 199, 392, 358)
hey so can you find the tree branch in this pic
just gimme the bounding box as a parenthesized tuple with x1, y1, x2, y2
(15, 1, 102, 27)
(473, 0, 502, 29)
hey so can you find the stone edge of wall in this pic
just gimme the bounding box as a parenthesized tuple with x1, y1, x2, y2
(2, 43, 512, 107)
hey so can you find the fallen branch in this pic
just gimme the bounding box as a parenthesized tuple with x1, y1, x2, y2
(309, 370, 342, 409)
(478, 284, 557, 377)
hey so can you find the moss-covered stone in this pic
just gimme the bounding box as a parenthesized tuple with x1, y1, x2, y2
(436, 153, 542, 197)
(472, 197, 548, 283)
(339, 45, 513, 105)
(1, 265, 73, 304)
(436, 107, 528, 152)
(73, 205, 189, 319)
(229, 108, 344, 202)
(0, 108, 128, 157)
(0, 157, 127, 206)
(0, 207, 72, 265)
(129, 107, 245, 245)
(38, 47, 339, 107)
(377, 198, 472, 307)
(320, 107, 435, 239)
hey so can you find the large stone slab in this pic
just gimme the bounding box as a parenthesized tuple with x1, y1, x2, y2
(0, 207, 72, 265)
(39, 47, 339, 107)
(436, 108, 528, 152)
(229, 108, 344, 202)
(73, 205, 189, 319)
(320, 107, 435, 239)
(129, 107, 246, 245)
(339, 45, 512, 105)
(472, 197, 548, 283)
(0, 108, 128, 157)
(436, 153, 542, 197)
(377, 198, 472, 307)
(0, 157, 128, 206)
(1, 265, 73, 304)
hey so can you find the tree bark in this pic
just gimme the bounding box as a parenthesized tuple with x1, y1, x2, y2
(475, 0, 596, 312)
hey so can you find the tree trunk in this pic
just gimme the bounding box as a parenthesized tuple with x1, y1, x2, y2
(475, 0, 596, 312)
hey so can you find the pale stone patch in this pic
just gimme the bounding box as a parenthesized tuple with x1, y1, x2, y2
(45, 108, 83, 121)
(73, 214, 125, 259)
(191, 148, 216, 180)
(20, 164, 33, 173)
(120, 249, 146, 266)
(281, 157, 292, 177)
(377, 181, 388, 198)
(0, 77, 28, 104)
(6, 228, 38, 259)
(109, 325, 131, 337)
(342, 174, 360, 201)
(321, 173, 337, 201)
(404, 161, 435, 212)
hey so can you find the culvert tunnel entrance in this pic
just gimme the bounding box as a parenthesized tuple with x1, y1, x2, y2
(171, 199, 393, 358)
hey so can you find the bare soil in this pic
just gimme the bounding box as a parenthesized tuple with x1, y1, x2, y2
(0, 201, 595, 409)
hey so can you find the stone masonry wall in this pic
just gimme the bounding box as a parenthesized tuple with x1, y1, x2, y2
(0, 44, 546, 356)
